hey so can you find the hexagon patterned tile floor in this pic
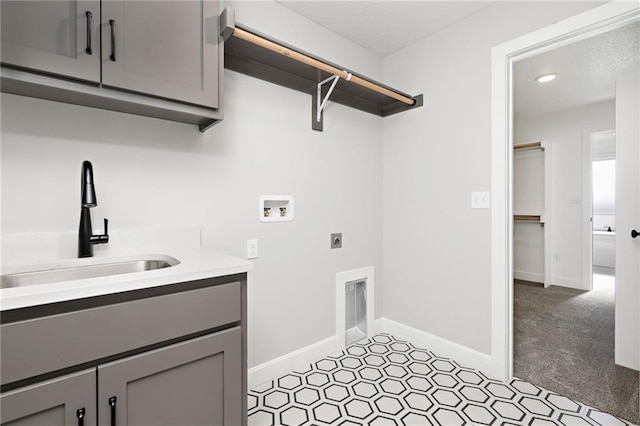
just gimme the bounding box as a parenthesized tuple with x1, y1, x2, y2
(248, 334, 637, 426)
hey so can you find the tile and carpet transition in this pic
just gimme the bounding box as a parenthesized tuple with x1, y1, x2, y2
(248, 333, 636, 425)
(514, 276, 639, 425)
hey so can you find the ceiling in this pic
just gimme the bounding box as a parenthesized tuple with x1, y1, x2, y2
(514, 21, 640, 118)
(277, 1, 494, 57)
(276, 1, 639, 118)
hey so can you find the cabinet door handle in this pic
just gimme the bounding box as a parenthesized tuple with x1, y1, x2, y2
(85, 11, 92, 55)
(109, 396, 117, 426)
(76, 407, 86, 426)
(109, 19, 116, 61)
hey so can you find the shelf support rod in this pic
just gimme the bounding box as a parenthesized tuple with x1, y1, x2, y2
(317, 74, 346, 122)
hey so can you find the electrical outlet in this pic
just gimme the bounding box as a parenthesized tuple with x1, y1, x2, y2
(247, 239, 258, 259)
(471, 191, 490, 209)
(554, 254, 560, 262)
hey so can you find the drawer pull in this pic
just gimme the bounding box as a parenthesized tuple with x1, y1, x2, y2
(85, 12, 92, 55)
(109, 19, 116, 61)
(109, 396, 117, 426)
(77, 407, 86, 426)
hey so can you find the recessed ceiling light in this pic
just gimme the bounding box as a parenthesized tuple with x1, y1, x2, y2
(536, 73, 558, 83)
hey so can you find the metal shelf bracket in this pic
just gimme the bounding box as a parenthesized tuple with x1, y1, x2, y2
(317, 73, 348, 122)
(313, 72, 351, 131)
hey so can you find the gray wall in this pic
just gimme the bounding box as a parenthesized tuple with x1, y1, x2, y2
(381, 1, 603, 355)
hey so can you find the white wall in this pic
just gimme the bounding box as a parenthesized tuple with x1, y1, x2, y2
(514, 223, 546, 283)
(515, 101, 615, 289)
(381, 1, 603, 356)
(593, 159, 616, 231)
(513, 149, 545, 283)
(592, 131, 616, 232)
(0, 1, 383, 369)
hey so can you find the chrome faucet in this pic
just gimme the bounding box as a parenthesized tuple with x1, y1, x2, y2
(78, 161, 109, 257)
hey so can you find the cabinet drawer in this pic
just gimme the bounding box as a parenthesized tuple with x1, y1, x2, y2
(1, 281, 240, 386)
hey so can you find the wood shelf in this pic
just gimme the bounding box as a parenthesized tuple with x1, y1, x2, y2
(514, 141, 543, 150)
(514, 215, 543, 223)
(221, 14, 422, 128)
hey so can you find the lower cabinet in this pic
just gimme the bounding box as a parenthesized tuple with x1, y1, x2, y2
(0, 369, 95, 426)
(1, 328, 241, 426)
(1, 274, 248, 426)
(98, 327, 242, 426)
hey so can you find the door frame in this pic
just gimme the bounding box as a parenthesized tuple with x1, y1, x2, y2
(490, 1, 640, 381)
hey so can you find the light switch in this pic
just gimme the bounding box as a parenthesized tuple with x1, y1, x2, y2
(471, 191, 490, 209)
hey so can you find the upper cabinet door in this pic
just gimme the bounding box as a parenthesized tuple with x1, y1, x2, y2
(0, 1, 100, 83)
(101, 0, 220, 109)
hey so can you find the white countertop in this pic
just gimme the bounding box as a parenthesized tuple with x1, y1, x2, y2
(0, 248, 253, 312)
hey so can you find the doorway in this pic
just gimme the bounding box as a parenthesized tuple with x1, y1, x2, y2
(490, 2, 640, 423)
(591, 130, 616, 277)
(511, 87, 634, 421)
(512, 128, 632, 417)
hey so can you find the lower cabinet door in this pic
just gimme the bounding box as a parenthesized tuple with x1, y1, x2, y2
(1, 369, 96, 426)
(97, 327, 242, 426)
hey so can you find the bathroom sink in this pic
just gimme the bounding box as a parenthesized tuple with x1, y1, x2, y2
(1, 256, 180, 289)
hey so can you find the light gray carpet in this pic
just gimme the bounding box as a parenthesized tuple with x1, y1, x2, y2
(514, 279, 639, 425)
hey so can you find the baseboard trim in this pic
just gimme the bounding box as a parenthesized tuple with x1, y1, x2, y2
(378, 317, 492, 376)
(248, 318, 495, 388)
(550, 275, 585, 290)
(248, 336, 337, 389)
(514, 270, 544, 283)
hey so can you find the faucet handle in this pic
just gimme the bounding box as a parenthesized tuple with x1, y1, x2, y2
(98, 218, 109, 243)
(102, 218, 110, 243)
(89, 218, 109, 244)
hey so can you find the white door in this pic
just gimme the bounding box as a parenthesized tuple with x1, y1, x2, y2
(614, 73, 640, 371)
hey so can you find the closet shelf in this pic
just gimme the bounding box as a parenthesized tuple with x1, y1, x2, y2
(514, 215, 544, 223)
(220, 7, 423, 131)
(514, 141, 543, 151)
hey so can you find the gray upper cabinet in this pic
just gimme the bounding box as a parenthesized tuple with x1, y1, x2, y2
(1, 1, 100, 82)
(0, 0, 223, 131)
(101, 1, 219, 109)
(0, 369, 96, 426)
